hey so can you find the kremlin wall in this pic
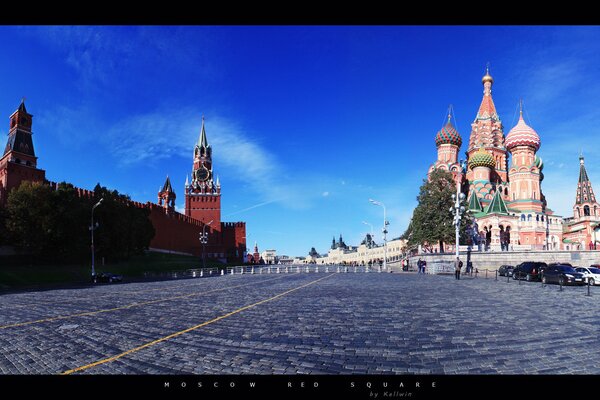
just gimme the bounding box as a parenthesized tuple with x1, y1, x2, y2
(0, 102, 246, 262)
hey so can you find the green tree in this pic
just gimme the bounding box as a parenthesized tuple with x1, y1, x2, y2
(5, 181, 55, 256)
(403, 168, 471, 252)
(4, 181, 154, 264)
(92, 183, 154, 262)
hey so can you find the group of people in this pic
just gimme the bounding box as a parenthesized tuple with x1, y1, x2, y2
(417, 258, 427, 274)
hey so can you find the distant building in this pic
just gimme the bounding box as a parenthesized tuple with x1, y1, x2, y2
(261, 249, 277, 264)
(305, 237, 407, 265)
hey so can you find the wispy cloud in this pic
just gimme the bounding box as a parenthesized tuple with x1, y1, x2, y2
(223, 199, 282, 218)
(99, 107, 326, 210)
(19, 26, 214, 92)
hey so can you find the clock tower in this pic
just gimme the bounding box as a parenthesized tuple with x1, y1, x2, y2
(184, 117, 221, 228)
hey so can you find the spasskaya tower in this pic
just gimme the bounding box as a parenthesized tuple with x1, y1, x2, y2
(184, 116, 221, 228)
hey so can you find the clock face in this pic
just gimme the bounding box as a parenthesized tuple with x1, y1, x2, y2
(196, 167, 209, 182)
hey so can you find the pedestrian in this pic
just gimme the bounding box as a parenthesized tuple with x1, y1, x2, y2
(417, 258, 422, 274)
(422, 260, 427, 274)
(455, 257, 462, 280)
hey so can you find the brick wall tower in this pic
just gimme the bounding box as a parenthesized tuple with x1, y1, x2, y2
(157, 175, 176, 214)
(0, 100, 46, 206)
(184, 116, 221, 228)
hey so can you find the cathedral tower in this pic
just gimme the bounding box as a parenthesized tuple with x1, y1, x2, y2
(428, 108, 463, 184)
(466, 67, 509, 198)
(573, 155, 600, 221)
(505, 103, 543, 213)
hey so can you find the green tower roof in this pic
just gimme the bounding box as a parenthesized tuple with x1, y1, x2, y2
(485, 190, 509, 215)
(468, 190, 483, 212)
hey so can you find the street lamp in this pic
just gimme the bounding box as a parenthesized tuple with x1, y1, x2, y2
(369, 199, 389, 271)
(90, 198, 103, 282)
(450, 160, 467, 259)
(200, 220, 213, 269)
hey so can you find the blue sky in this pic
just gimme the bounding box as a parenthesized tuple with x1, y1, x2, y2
(2, 26, 600, 257)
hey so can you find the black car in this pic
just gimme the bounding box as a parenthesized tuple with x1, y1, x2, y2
(541, 265, 585, 286)
(512, 262, 547, 282)
(498, 265, 514, 277)
(93, 272, 123, 283)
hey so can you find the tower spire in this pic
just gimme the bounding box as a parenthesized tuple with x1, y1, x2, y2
(198, 115, 208, 148)
(519, 98, 523, 118)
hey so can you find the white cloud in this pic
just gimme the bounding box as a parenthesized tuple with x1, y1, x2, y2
(322, 191, 329, 197)
(98, 107, 323, 211)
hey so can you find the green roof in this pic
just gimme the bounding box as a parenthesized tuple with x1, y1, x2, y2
(485, 190, 509, 215)
(468, 190, 483, 212)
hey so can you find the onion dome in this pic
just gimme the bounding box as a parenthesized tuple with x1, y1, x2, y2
(435, 115, 462, 147)
(482, 71, 493, 85)
(505, 108, 540, 151)
(535, 155, 543, 171)
(468, 147, 495, 169)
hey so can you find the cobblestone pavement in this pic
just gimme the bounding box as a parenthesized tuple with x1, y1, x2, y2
(1, 271, 600, 375)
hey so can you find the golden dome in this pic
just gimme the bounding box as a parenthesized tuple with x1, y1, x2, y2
(482, 72, 494, 84)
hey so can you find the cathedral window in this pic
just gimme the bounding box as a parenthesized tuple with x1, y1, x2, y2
(584, 205, 591, 216)
(527, 214, 532, 222)
(521, 214, 525, 221)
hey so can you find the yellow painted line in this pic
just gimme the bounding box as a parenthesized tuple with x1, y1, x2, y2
(62, 273, 335, 375)
(0, 275, 288, 330)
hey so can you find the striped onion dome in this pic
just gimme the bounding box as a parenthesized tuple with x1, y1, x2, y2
(468, 147, 495, 170)
(505, 114, 540, 151)
(435, 117, 462, 147)
(535, 155, 543, 170)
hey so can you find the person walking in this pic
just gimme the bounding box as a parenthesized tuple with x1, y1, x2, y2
(455, 257, 462, 280)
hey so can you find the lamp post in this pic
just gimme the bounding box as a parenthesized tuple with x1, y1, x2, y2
(369, 199, 389, 271)
(90, 198, 103, 282)
(200, 220, 213, 269)
(450, 160, 467, 259)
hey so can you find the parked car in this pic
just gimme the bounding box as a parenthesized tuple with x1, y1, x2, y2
(541, 265, 585, 286)
(513, 262, 547, 282)
(93, 272, 123, 283)
(575, 267, 600, 285)
(498, 265, 514, 277)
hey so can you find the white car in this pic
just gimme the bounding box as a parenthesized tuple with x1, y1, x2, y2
(575, 267, 600, 286)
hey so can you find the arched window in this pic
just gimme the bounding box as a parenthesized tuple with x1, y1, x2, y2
(527, 214, 532, 222)
(541, 215, 544, 222)
(521, 214, 526, 221)
(536, 215, 540, 222)
(584, 205, 591, 216)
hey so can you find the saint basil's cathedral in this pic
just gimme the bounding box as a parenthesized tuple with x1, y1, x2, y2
(428, 68, 600, 251)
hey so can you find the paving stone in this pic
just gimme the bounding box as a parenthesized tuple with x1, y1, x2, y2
(1, 273, 600, 374)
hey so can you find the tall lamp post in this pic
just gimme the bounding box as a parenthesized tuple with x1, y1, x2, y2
(200, 220, 213, 269)
(369, 199, 389, 271)
(450, 160, 467, 259)
(90, 198, 103, 282)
